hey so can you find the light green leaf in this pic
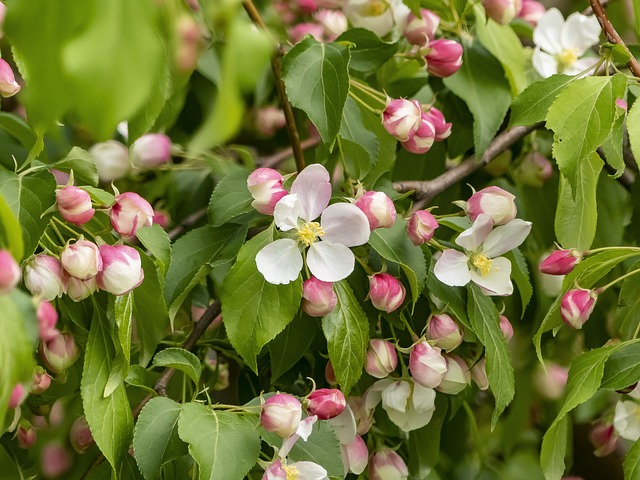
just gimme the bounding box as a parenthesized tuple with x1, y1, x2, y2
(0, 193, 24, 261)
(510, 74, 573, 127)
(615, 261, 640, 341)
(125, 365, 157, 396)
(337, 96, 379, 180)
(624, 438, 640, 480)
(104, 292, 134, 397)
(54, 146, 99, 186)
(207, 169, 254, 227)
(152, 348, 202, 385)
(601, 342, 640, 391)
(335, 28, 398, 73)
(0, 113, 38, 152)
(628, 97, 640, 165)
(504, 249, 532, 317)
(601, 101, 626, 177)
(136, 225, 171, 276)
(540, 415, 569, 480)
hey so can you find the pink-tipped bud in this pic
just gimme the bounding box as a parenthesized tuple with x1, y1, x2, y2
(37, 301, 59, 342)
(260, 393, 302, 438)
(407, 210, 439, 246)
(515, 151, 553, 187)
(255, 106, 287, 137)
(369, 449, 409, 480)
(590, 423, 618, 457)
(0, 58, 20, 98)
(0, 249, 20, 294)
(616, 98, 628, 111)
(425, 39, 463, 78)
(110, 192, 154, 239)
(315, 9, 348, 41)
(70, 416, 95, 454)
(365, 339, 398, 378)
(42, 332, 80, 374)
(60, 240, 102, 280)
(56, 187, 95, 225)
(97, 245, 144, 296)
(342, 435, 369, 475)
(560, 288, 597, 329)
(175, 15, 203, 72)
(247, 168, 288, 216)
(41, 443, 72, 478)
(423, 107, 452, 141)
(31, 367, 52, 395)
(369, 273, 406, 313)
(409, 341, 447, 388)
(306, 388, 346, 420)
(404, 9, 440, 45)
(355, 191, 396, 230)
(534, 362, 568, 400)
(290, 22, 325, 43)
(539, 249, 582, 275)
(426, 313, 463, 351)
(132, 134, 172, 168)
(17, 425, 37, 449)
(9, 384, 26, 409)
(325, 361, 337, 385)
(381, 98, 422, 142)
(435, 354, 470, 395)
(298, 0, 318, 14)
(401, 113, 436, 154)
(302, 276, 338, 317)
(152, 210, 171, 230)
(499, 315, 514, 342)
(24, 255, 67, 301)
(66, 276, 98, 303)
(466, 185, 517, 225)
(517, 0, 545, 26)
(90, 140, 130, 183)
(482, 0, 521, 24)
(470, 357, 489, 390)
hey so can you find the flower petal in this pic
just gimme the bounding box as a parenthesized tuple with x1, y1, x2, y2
(381, 381, 411, 414)
(532, 48, 559, 78)
(434, 250, 471, 287)
(469, 256, 513, 296)
(481, 219, 532, 257)
(561, 12, 601, 55)
(533, 8, 564, 55)
(564, 56, 599, 77)
(274, 194, 301, 231)
(256, 239, 303, 285)
(456, 214, 493, 252)
(307, 241, 355, 282)
(411, 382, 436, 412)
(364, 379, 395, 412)
(321, 203, 370, 247)
(291, 164, 331, 221)
(289, 461, 329, 480)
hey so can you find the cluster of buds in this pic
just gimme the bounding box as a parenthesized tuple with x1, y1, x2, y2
(480, 0, 545, 25)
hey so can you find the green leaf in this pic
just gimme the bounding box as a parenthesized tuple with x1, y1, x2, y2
(504, 249, 532, 317)
(177, 403, 260, 480)
(134, 397, 187, 480)
(322, 280, 369, 394)
(269, 313, 316, 382)
(601, 101, 626, 178)
(128, 60, 172, 143)
(335, 28, 398, 73)
(510, 74, 573, 127)
(104, 292, 134, 397)
(282, 37, 350, 147)
(601, 342, 640, 391)
(467, 285, 514, 429)
(54, 146, 99, 186)
(221, 228, 302, 373)
(615, 261, 640, 341)
(0, 113, 37, 152)
(125, 365, 157, 396)
(554, 152, 602, 250)
(0, 193, 24, 261)
(624, 439, 640, 480)
(152, 348, 202, 385)
(444, 40, 511, 159)
(337, 96, 379, 180)
(540, 415, 569, 480)
(369, 218, 427, 306)
(628, 97, 640, 165)
(207, 169, 254, 227)
(426, 270, 470, 329)
(136, 225, 171, 276)
(408, 395, 448, 479)
(0, 169, 56, 258)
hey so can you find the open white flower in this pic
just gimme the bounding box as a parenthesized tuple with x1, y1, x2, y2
(532, 8, 601, 78)
(256, 164, 370, 285)
(434, 214, 532, 296)
(614, 400, 640, 441)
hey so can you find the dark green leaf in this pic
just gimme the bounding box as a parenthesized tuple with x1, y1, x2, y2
(54, 146, 99, 186)
(269, 313, 316, 382)
(337, 96, 378, 180)
(426, 271, 470, 329)
(152, 348, 202, 385)
(616, 261, 640, 341)
(408, 395, 448, 479)
(624, 438, 640, 480)
(336, 28, 398, 73)
(504, 249, 532, 317)
(0, 193, 24, 261)
(601, 343, 640, 391)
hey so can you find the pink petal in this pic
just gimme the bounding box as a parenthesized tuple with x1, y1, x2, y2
(290, 164, 331, 222)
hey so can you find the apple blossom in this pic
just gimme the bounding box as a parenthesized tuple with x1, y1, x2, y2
(590, 422, 618, 457)
(341, 435, 368, 475)
(499, 315, 514, 342)
(470, 357, 489, 390)
(41, 443, 72, 478)
(152, 210, 170, 229)
(56, 186, 95, 225)
(327, 403, 357, 444)
(369, 449, 409, 480)
(407, 210, 439, 246)
(262, 458, 328, 480)
(24, 254, 67, 300)
(401, 112, 436, 154)
(435, 354, 470, 394)
(42, 332, 80, 374)
(365, 339, 398, 378)
(0, 58, 20, 98)
(302, 276, 338, 317)
(37, 300, 59, 342)
(0, 249, 20, 294)
(131, 133, 172, 168)
(539, 249, 582, 275)
(289, 23, 325, 43)
(404, 9, 439, 45)
(514, 151, 553, 187)
(347, 395, 374, 435)
(614, 400, 640, 441)
(261, 393, 302, 438)
(409, 341, 447, 388)
(482, 0, 521, 24)
(90, 140, 130, 182)
(306, 388, 346, 420)
(343, 0, 410, 38)
(315, 9, 348, 40)
(70, 416, 95, 453)
(381, 98, 422, 142)
(534, 362, 568, 400)
(425, 39, 463, 78)
(110, 192, 154, 238)
(255, 164, 370, 284)
(31, 368, 52, 395)
(560, 288, 597, 329)
(60, 240, 102, 280)
(365, 378, 436, 431)
(97, 245, 144, 295)
(355, 191, 396, 229)
(424, 107, 452, 141)
(426, 313, 463, 351)
(466, 186, 517, 225)
(368, 273, 406, 312)
(247, 168, 289, 216)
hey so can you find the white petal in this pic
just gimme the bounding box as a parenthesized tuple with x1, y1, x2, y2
(327, 405, 357, 445)
(533, 8, 564, 55)
(532, 48, 559, 78)
(381, 381, 411, 413)
(256, 239, 303, 285)
(364, 379, 395, 412)
(469, 256, 513, 296)
(290, 164, 332, 222)
(481, 219, 532, 257)
(290, 461, 329, 480)
(321, 203, 370, 247)
(274, 194, 301, 231)
(561, 12, 601, 55)
(564, 56, 599, 77)
(434, 250, 471, 287)
(297, 415, 318, 441)
(411, 382, 436, 412)
(614, 401, 640, 441)
(307, 241, 354, 282)
(456, 214, 493, 252)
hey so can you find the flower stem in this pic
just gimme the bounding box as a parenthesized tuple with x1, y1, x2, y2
(348, 92, 382, 115)
(51, 216, 83, 239)
(355, 255, 375, 275)
(349, 79, 387, 104)
(586, 246, 640, 255)
(598, 266, 640, 293)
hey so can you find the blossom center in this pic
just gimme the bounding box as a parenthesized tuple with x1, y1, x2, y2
(558, 48, 578, 69)
(359, 0, 389, 16)
(283, 465, 300, 480)
(471, 254, 493, 277)
(297, 221, 324, 246)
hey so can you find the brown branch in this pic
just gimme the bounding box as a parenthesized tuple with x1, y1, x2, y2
(243, 0, 305, 173)
(167, 207, 207, 240)
(582, 0, 616, 15)
(597, 147, 635, 189)
(260, 137, 321, 168)
(589, 0, 640, 77)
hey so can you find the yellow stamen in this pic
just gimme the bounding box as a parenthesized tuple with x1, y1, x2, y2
(297, 221, 324, 246)
(356, 0, 389, 16)
(471, 254, 493, 277)
(283, 465, 300, 480)
(558, 48, 578, 69)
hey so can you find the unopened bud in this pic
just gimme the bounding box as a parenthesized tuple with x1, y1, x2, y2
(41, 443, 72, 479)
(306, 388, 346, 420)
(247, 168, 288, 215)
(132, 134, 172, 168)
(409, 341, 447, 388)
(152, 210, 171, 230)
(470, 357, 489, 390)
(342, 435, 368, 475)
(31, 367, 52, 395)
(175, 15, 203, 72)
(289, 22, 324, 43)
(466, 186, 517, 225)
(401, 113, 436, 154)
(381, 98, 422, 142)
(60, 240, 102, 280)
(67, 276, 98, 302)
(97, 245, 144, 296)
(0, 249, 20, 294)
(355, 191, 396, 230)
(302, 276, 338, 317)
(423, 107, 452, 141)
(9, 384, 26, 409)
(482, 0, 521, 24)
(369, 449, 409, 480)
(255, 107, 286, 137)
(325, 361, 337, 385)
(369, 273, 406, 313)
(260, 393, 302, 438)
(24, 255, 67, 300)
(560, 288, 597, 329)
(37, 300, 59, 342)
(435, 354, 470, 395)
(407, 210, 439, 246)
(90, 140, 130, 183)
(0, 58, 20, 98)
(110, 192, 154, 238)
(70, 416, 95, 453)
(365, 339, 398, 378)
(514, 151, 553, 187)
(517, 0, 545, 26)
(539, 249, 582, 275)
(298, 0, 318, 14)
(426, 314, 463, 351)
(56, 187, 95, 225)
(590, 422, 618, 457)
(42, 332, 80, 374)
(499, 315, 514, 342)
(17, 425, 37, 449)
(534, 362, 568, 400)
(404, 9, 440, 45)
(425, 39, 463, 78)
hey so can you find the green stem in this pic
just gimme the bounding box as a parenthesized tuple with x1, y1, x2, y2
(586, 246, 640, 255)
(598, 266, 640, 292)
(355, 255, 375, 275)
(51, 216, 83, 238)
(348, 92, 382, 115)
(349, 79, 387, 103)
(41, 231, 61, 252)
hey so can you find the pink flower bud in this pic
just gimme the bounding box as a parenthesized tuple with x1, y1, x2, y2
(132, 134, 172, 168)
(407, 210, 439, 246)
(404, 9, 440, 45)
(110, 192, 154, 238)
(70, 416, 95, 453)
(381, 98, 422, 142)
(175, 15, 203, 72)
(517, 0, 545, 26)
(514, 151, 553, 187)
(260, 393, 302, 438)
(42, 332, 80, 374)
(369, 449, 409, 480)
(342, 435, 368, 475)
(560, 288, 597, 329)
(482, 0, 521, 24)
(466, 186, 517, 225)
(90, 140, 130, 183)
(298, 0, 318, 14)
(56, 187, 95, 225)
(315, 9, 348, 41)
(423, 107, 452, 141)
(0, 249, 20, 294)
(325, 361, 337, 385)
(590, 422, 618, 457)
(37, 301, 59, 342)
(255, 106, 286, 137)
(17, 425, 37, 449)
(97, 245, 144, 295)
(290, 22, 325, 43)
(306, 388, 346, 420)
(409, 341, 447, 388)
(470, 357, 489, 390)
(427, 314, 463, 351)
(355, 191, 396, 230)
(31, 368, 52, 394)
(41, 443, 71, 478)
(401, 113, 436, 154)
(499, 315, 514, 342)
(152, 210, 171, 230)
(616, 98, 628, 111)
(369, 273, 406, 313)
(425, 39, 463, 78)
(66, 276, 98, 302)
(9, 384, 26, 409)
(534, 362, 568, 400)
(539, 249, 582, 275)
(60, 240, 102, 280)
(365, 339, 398, 378)
(302, 276, 338, 317)
(435, 354, 470, 395)
(247, 168, 288, 215)
(0, 58, 20, 98)
(24, 255, 67, 301)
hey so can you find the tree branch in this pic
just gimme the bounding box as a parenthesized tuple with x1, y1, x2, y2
(260, 137, 321, 168)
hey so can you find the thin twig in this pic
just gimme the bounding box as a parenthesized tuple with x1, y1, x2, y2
(597, 147, 635, 189)
(582, 0, 616, 15)
(167, 207, 207, 240)
(260, 137, 321, 168)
